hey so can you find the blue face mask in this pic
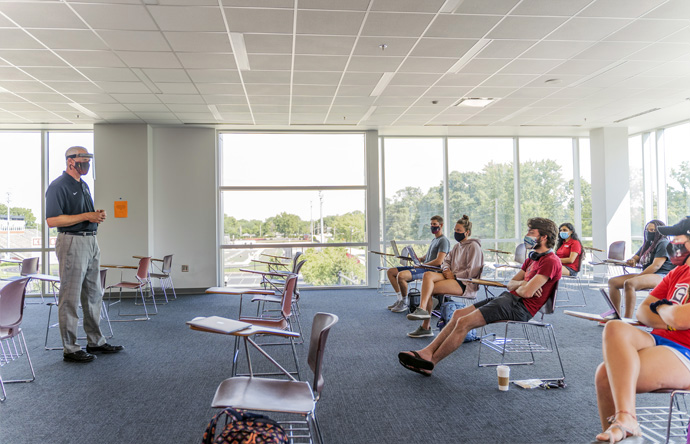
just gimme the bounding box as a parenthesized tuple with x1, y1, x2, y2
(559, 232, 569, 240)
(524, 235, 538, 250)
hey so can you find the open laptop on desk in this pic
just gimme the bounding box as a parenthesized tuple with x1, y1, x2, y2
(563, 289, 642, 325)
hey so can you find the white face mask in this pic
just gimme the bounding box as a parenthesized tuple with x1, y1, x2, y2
(524, 235, 538, 250)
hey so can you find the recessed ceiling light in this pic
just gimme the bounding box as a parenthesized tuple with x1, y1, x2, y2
(229, 32, 250, 71)
(455, 98, 497, 108)
(439, 0, 464, 13)
(447, 39, 492, 74)
(370, 72, 395, 97)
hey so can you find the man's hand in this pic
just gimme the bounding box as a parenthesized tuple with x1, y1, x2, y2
(86, 210, 107, 224)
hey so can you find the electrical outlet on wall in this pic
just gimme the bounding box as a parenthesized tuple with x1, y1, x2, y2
(181, 265, 189, 272)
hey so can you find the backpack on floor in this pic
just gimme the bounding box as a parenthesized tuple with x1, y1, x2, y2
(437, 300, 479, 343)
(202, 408, 288, 444)
(408, 288, 421, 313)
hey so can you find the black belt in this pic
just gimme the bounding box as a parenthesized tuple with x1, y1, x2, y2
(62, 231, 97, 236)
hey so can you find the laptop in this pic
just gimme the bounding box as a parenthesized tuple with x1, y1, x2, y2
(562, 289, 640, 325)
(390, 240, 400, 258)
(599, 288, 625, 320)
(186, 316, 251, 334)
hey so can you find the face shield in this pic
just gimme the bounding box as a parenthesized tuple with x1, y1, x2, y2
(66, 152, 95, 179)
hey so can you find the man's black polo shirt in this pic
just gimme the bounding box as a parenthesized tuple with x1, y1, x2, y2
(46, 171, 97, 233)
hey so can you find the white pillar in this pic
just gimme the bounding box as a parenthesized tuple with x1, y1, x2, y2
(365, 130, 380, 288)
(590, 127, 631, 256)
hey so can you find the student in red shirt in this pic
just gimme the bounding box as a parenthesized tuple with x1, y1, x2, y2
(594, 217, 690, 443)
(556, 222, 584, 277)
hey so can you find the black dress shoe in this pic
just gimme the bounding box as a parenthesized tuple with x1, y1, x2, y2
(64, 350, 96, 363)
(86, 343, 124, 354)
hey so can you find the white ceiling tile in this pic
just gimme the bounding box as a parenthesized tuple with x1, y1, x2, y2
(110, 93, 161, 103)
(628, 43, 690, 61)
(96, 81, 151, 93)
(71, 4, 158, 31)
(241, 70, 290, 84)
(398, 57, 457, 74)
(203, 94, 248, 105)
(195, 83, 244, 94)
(97, 111, 141, 120)
(0, 14, 15, 27)
(390, 73, 441, 86)
(187, 69, 240, 83)
(166, 104, 210, 113)
(499, 59, 563, 75)
(0, 29, 43, 50)
(294, 55, 349, 71)
(481, 74, 538, 87)
(177, 52, 236, 69)
(226, 8, 295, 33)
(98, 30, 170, 51)
(132, 112, 179, 121)
(520, 41, 593, 59)
(157, 94, 205, 103)
(46, 81, 103, 94)
(505, 88, 555, 98)
(215, 104, 250, 112)
(247, 96, 289, 105)
(424, 85, 472, 96)
(253, 105, 289, 113)
(291, 96, 332, 105)
(605, 19, 689, 43)
(296, 35, 356, 56)
(0, 93, 29, 103)
(458, 59, 510, 74)
(0, 2, 86, 28)
(244, 34, 293, 54)
(436, 73, 491, 86)
(0, 80, 54, 93)
(354, 37, 415, 56)
(247, 54, 291, 70)
(81, 103, 128, 112)
(0, 50, 67, 67)
(293, 71, 342, 85)
(0, 67, 32, 81)
(126, 103, 170, 112)
(299, 0, 370, 11)
(346, 56, 403, 72)
(477, 40, 537, 59)
(159, 0, 218, 5)
(245, 84, 290, 95)
(487, 17, 568, 40)
(78, 67, 137, 82)
(63, 93, 119, 103)
(292, 84, 337, 96)
(510, 0, 591, 16)
(164, 32, 232, 52)
(22, 67, 86, 82)
(661, 27, 690, 44)
(341, 72, 382, 85)
(0, 101, 45, 111)
(426, 15, 502, 38)
(411, 38, 478, 58)
(28, 29, 107, 51)
(333, 96, 376, 106)
(297, 10, 365, 35)
(547, 59, 616, 75)
(149, 6, 225, 32)
(524, 75, 584, 87)
(545, 18, 632, 41)
(456, 86, 516, 97)
(643, 0, 690, 19)
(337, 85, 374, 96)
(644, 61, 690, 76)
(374, 97, 418, 106)
(372, 0, 445, 13)
(572, 42, 648, 60)
(116, 51, 181, 68)
(455, 0, 520, 15)
(379, 85, 428, 97)
(361, 12, 434, 37)
(616, 76, 678, 88)
(142, 68, 189, 83)
(57, 50, 125, 68)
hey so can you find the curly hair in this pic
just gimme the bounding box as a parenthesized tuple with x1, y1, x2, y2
(527, 217, 557, 249)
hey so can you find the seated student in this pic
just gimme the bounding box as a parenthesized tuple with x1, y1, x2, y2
(556, 222, 584, 277)
(593, 216, 690, 443)
(608, 219, 674, 318)
(398, 217, 561, 376)
(406, 215, 484, 338)
(387, 215, 450, 313)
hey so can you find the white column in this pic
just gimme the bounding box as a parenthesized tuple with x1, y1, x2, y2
(590, 127, 631, 255)
(365, 130, 380, 288)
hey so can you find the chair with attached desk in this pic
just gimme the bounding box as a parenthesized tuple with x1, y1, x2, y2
(251, 251, 302, 275)
(636, 389, 690, 443)
(478, 281, 565, 383)
(0, 277, 36, 402)
(148, 254, 177, 303)
(3, 257, 42, 303)
(590, 240, 630, 279)
(556, 251, 587, 308)
(492, 244, 526, 283)
(103, 257, 156, 321)
(209, 312, 338, 444)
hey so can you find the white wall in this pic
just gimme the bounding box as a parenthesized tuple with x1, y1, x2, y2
(94, 124, 217, 290)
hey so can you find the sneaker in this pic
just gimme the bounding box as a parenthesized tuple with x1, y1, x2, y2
(388, 300, 402, 310)
(391, 302, 409, 313)
(407, 326, 434, 338)
(407, 307, 431, 320)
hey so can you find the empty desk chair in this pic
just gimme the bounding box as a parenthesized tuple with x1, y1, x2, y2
(104, 257, 156, 321)
(149, 254, 177, 302)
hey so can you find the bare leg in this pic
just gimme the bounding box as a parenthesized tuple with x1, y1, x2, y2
(594, 320, 690, 442)
(413, 307, 486, 364)
(621, 274, 664, 318)
(386, 268, 400, 293)
(607, 274, 636, 316)
(418, 272, 445, 311)
(397, 270, 412, 298)
(421, 279, 464, 330)
(561, 266, 571, 276)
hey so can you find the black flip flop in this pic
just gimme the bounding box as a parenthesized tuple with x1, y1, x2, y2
(399, 359, 432, 377)
(398, 350, 434, 371)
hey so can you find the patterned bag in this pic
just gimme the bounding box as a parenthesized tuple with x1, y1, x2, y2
(202, 408, 288, 444)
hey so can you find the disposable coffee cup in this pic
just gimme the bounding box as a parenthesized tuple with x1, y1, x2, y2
(497, 365, 510, 391)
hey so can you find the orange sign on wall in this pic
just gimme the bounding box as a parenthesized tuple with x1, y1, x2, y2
(114, 201, 128, 218)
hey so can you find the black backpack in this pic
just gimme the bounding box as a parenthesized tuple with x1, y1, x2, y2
(202, 408, 288, 444)
(408, 288, 421, 313)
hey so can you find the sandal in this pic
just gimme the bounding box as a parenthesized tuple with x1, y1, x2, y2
(398, 351, 434, 371)
(596, 411, 642, 444)
(399, 360, 432, 377)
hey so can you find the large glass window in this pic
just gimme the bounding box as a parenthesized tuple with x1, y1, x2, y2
(579, 138, 592, 244)
(448, 138, 515, 252)
(628, 135, 645, 251)
(220, 133, 367, 288)
(519, 138, 574, 229)
(383, 138, 443, 251)
(664, 122, 690, 224)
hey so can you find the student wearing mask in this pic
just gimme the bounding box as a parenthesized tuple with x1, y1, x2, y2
(386, 215, 451, 313)
(594, 217, 690, 443)
(556, 222, 584, 277)
(608, 219, 674, 319)
(406, 215, 484, 338)
(398, 217, 561, 376)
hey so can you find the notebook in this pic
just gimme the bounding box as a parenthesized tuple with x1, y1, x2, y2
(186, 316, 251, 334)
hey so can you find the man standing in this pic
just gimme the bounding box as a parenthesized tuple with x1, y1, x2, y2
(46, 146, 123, 363)
(397, 217, 561, 376)
(387, 215, 450, 313)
